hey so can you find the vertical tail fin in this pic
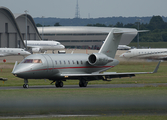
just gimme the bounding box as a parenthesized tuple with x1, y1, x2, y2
(99, 28, 138, 58)
(98, 29, 123, 58)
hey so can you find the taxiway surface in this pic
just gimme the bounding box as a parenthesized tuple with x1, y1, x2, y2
(0, 83, 167, 90)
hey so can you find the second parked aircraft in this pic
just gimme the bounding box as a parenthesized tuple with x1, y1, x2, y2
(24, 40, 65, 53)
(120, 48, 167, 60)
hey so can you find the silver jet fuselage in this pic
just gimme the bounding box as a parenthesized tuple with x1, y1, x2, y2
(13, 54, 119, 80)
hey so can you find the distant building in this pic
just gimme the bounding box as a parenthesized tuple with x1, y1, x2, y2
(37, 26, 137, 49)
(15, 14, 41, 41)
(0, 7, 41, 48)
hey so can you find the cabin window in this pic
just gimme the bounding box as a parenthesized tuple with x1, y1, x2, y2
(72, 60, 75, 64)
(55, 61, 57, 64)
(68, 60, 70, 64)
(77, 61, 79, 64)
(64, 61, 66, 64)
(59, 61, 62, 64)
(81, 61, 83, 64)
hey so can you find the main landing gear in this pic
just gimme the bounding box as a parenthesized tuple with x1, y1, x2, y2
(55, 81, 63, 87)
(79, 80, 88, 87)
(23, 79, 29, 88)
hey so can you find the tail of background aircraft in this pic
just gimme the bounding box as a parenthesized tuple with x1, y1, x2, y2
(99, 28, 138, 58)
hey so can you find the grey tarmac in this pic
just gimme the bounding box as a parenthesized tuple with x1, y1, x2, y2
(0, 83, 167, 90)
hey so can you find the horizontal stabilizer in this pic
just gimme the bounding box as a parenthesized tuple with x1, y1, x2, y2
(137, 30, 150, 33)
(113, 30, 149, 34)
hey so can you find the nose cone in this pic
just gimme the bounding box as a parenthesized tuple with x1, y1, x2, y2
(119, 54, 124, 58)
(25, 51, 31, 55)
(12, 68, 22, 77)
(60, 45, 65, 49)
(12, 66, 29, 78)
(12, 61, 29, 78)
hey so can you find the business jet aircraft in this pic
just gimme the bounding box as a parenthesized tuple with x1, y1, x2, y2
(118, 45, 131, 50)
(120, 48, 167, 60)
(0, 48, 31, 57)
(24, 40, 65, 53)
(12, 28, 160, 88)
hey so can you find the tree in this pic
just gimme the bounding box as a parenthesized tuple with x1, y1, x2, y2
(114, 22, 123, 27)
(148, 16, 165, 30)
(36, 23, 42, 27)
(54, 22, 61, 26)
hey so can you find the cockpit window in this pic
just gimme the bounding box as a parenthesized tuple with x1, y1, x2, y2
(57, 43, 61, 45)
(22, 59, 42, 63)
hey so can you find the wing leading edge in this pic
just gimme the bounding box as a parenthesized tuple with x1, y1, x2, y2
(60, 61, 161, 80)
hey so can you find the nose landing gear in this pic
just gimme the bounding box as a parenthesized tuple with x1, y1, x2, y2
(23, 84, 29, 88)
(23, 79, 29, 88)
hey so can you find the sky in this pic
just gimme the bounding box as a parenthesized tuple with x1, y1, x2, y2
(1, 0, 167, 18)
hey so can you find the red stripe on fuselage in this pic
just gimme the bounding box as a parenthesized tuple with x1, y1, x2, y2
(20, 66, 114, 73)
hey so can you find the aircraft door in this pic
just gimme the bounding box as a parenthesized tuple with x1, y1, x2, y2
(42, 54, 54, 73)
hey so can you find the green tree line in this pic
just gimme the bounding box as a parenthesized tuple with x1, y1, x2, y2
(87, 16, 167, 42)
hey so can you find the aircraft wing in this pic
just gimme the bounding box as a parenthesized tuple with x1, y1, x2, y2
(60, 61, 161, 80)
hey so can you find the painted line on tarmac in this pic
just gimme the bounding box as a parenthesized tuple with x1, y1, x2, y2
(0, 115, 98, 119)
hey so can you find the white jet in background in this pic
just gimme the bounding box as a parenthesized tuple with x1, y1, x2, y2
(24, 40, 65, 53)
(0, 48, 31, 57)
(120, 48, 167, 60)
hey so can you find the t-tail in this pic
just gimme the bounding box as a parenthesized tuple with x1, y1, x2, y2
(99, 28, 138, 58)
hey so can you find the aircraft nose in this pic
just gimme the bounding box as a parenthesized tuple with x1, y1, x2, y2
(26, 51, 31, 55)
(61, 45, 65, 49)
(119, 54, 124, 58)
(12, 69, 21, 76)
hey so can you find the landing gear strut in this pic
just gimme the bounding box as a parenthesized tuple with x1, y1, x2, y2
(55, 81, 63, 87)
(52, 50, 55, 54)
(79, 80, 88, 87)
(23, 79, 29, 88)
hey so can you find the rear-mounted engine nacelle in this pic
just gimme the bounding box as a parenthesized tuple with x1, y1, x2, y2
(88, 53, 113, 66)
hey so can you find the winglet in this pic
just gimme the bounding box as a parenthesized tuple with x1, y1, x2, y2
(153, 61, 161, 73)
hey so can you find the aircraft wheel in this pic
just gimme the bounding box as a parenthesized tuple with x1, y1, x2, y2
(55, 81, 60, 87)
(84, 82, 87, 87)
(79, 81, 83, 87)
(59, 81, 63, 87)
(23, 84, 29, 88)
(79, 81, 87, 87)
(26, 84, 29, 88)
